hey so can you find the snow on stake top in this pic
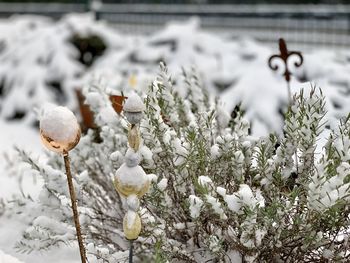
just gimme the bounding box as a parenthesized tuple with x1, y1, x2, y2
(40, 106, 81, 154)
(123, 92, 145, 113)
(123, 92, 145, 125)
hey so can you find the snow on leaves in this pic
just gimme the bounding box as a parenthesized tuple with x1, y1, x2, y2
(9, 64, 350, 262)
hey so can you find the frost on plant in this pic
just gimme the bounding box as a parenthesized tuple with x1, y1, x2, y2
(9, 64, 350, 262)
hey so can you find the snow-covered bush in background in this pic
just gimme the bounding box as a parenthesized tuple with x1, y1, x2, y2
(1, 14, 350, 134)
(8, 64, 350, 262)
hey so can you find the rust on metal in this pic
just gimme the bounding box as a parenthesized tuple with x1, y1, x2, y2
(268, 38, 303, 83)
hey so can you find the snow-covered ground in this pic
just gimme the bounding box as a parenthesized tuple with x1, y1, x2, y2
(0, 119, 81, 262)
(0, 13, 350, 262)
(0, 119, 40, 199)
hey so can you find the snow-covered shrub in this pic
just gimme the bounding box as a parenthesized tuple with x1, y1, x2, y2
(9, 64, 350, 262)
(1, 14, 350, 135)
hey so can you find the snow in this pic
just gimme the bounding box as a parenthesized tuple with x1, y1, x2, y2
(126, 194, 140, 212)
(216, 187, 226, 197)
(225, 194, 241, 213)
(0, 12, 350, 262)
(205, 195, 227, 220)
(40, 106, 80, 143)
(216, 105, 231, 130)
(124, 148, 141, 167)
(189, 195, 203, 219)
(0, 119, 80, 262)
(198, 176, 213, 187)
(322, 249, 333, 259)
(210, 144, 220, 159)
(123, 92, 145, 113)
(0, 250, 23, 263)
(238, 184, 255, 206)
(139, 145, 154, 168)
(157, 178, 168, 191)
(110, 150, 123, 162)
(114, 163, 148, 189)
(125, 210, 138, 229)
(1, 13, 350, 135)
(0, 119, 41, 200)
(224, 184, 265, 214)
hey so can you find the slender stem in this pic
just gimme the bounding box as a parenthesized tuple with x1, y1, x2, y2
(287, 81, 292, 106)
(63, 152, 87, 263)
(286, 81, 299, 175)
(129, 240, 134, 263)
(294, 151, 299, 177)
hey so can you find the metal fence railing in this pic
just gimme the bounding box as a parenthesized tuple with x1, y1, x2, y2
(0, 3, 349, 49)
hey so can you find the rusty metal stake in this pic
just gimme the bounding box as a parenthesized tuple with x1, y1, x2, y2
(268, 38, 304, 176)
(268, 38, 304, 105)
(63, 152, 87, 263)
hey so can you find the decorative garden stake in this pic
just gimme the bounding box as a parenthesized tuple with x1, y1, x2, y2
(268, 38, 303, 105)
(269, 39, 304, 177)
(113, 92, 149, 263)
(40, 106, 87, 263)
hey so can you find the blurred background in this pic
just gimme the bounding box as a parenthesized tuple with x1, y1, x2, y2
(0, 1, 349, 144)
(0, 0, 350, 48)
(1, 1, 350, 262)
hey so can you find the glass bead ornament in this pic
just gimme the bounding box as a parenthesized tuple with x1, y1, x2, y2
(113, 92, 151, 250)
(113, 164, 150, 198)
(123, 211, 142, 240)
(123, 92, 145, 125)
(128, 125, 140, 151)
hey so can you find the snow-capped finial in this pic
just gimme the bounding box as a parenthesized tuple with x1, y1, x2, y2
(123, 92, 145, 125)
(123, 92, 145, 113)
(40, 106, 81, 154)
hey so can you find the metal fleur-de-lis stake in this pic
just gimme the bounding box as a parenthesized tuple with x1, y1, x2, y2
(268, 38, 303, 105)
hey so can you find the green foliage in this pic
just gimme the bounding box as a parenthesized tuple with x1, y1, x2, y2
(10, 63, 350, 262)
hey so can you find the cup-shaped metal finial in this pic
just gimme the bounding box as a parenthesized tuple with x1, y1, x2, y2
(40, 106, 81, 154)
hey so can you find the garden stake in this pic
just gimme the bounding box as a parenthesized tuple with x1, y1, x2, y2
(40, 106, 87, 263)
(113, 93, 150, 263)
(268, 38, 303, 105)
(268, 39, 304, 176)
(63, 151, 87, 263)
(129, 240, 134, 263)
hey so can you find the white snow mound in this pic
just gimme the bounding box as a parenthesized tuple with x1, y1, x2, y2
(0, 250, 24, 263)
(40, 106, 80, 142)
